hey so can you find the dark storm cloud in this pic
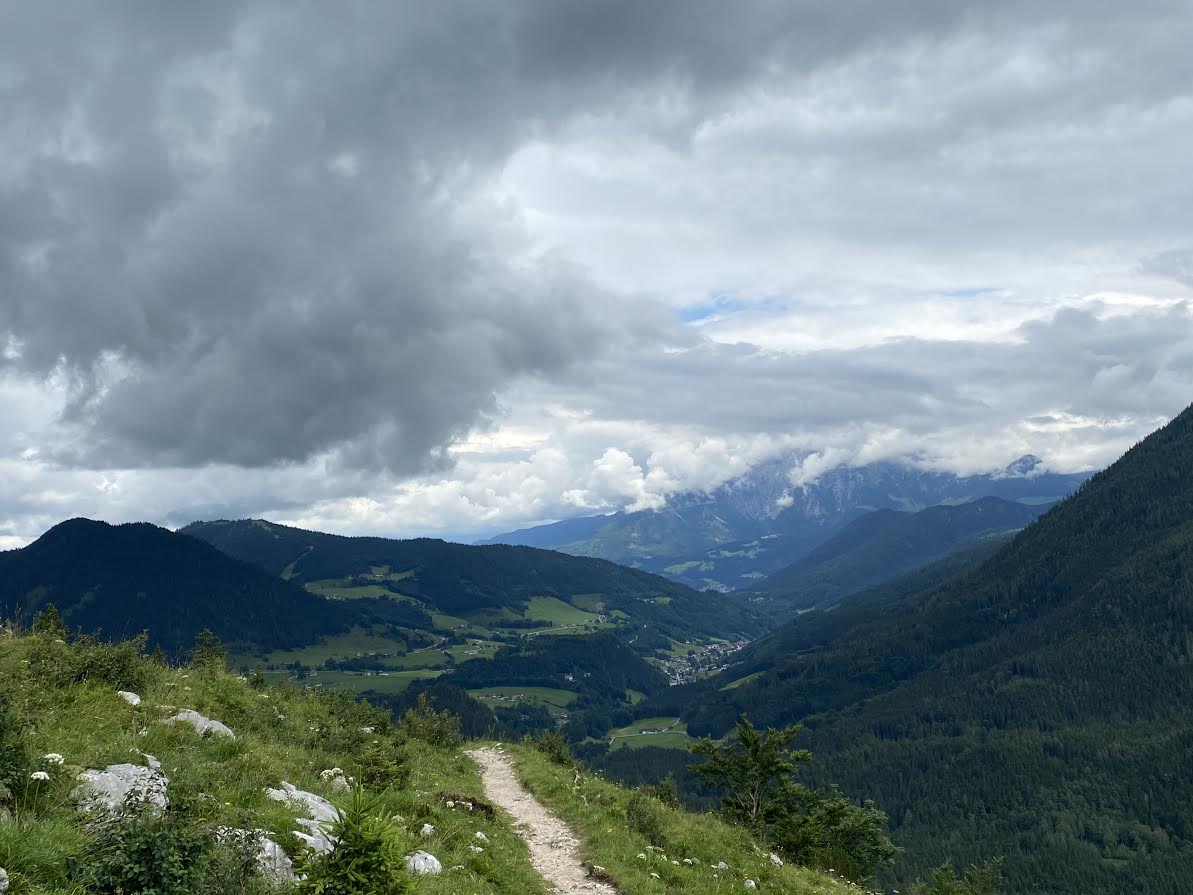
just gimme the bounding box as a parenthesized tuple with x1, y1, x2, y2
(2, 0, 1192, 481)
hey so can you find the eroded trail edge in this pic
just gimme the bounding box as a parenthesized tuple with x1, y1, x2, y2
(466, 746, 619, 895)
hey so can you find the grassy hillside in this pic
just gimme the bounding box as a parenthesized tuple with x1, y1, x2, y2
(746, 497, 1045, 611)
(0, 624, 860, 895)
(184, 519, 762, 646)
(681, 404, 1193, 894)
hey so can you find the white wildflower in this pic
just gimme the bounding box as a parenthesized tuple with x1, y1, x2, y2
(42, 753, 65, 766)
(29, 770, 50, 782)
(637, 853, 648, 860)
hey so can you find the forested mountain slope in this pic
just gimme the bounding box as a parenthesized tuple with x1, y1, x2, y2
(0, 519, 350, 655)
(183, 519, 763, 643)
(684, 405, 1193, 894)
(746, 496, 1045, 611)
(482, 454, 1090, 590)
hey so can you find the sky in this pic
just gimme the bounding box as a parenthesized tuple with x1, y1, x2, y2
(3, 0, 1193, 547)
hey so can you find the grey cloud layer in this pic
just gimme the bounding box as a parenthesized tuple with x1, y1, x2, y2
(1, 1, 1192, 530)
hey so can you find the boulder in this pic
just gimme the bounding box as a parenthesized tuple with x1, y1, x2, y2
(75, 763, 168, 813)
(474, 830, 489, 843)
(117, 691, 141, 706)
(166, 709, 235, 739)
(0, 866, 9, 895)
(218, 828, 297, 883)
(745, 880, 757, 890)
(266, 782, 339, 854)
(406, 851, 442, 875)
(769, 853, 783, 867)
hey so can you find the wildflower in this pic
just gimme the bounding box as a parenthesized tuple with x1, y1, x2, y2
(42, 752, 65, 766)
(649, 871, 660, 879)
(30, 770, 50, 781)
(637, 853, 648, 860)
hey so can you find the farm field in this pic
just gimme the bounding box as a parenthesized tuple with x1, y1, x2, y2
(608, 716, 690, 750)
(468, 685, 579, 716)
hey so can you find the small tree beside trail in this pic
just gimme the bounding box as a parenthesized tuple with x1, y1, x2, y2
(690, 714, 898, 884)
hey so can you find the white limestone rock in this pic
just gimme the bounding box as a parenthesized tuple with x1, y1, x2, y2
(117, 690, 141, 706)
(0, 866, 9, 895)
(745, 880, 757, 889)
(406, 851, 442, 875)
(716, 861, 729, 870)
(474, 830, 489, 843)
(218, 828, 297, 883)
(166, 709, 235, 739)
(266, 782, 339, 854)
(769, 852, 783, 867)
(75, 763, 168, 813)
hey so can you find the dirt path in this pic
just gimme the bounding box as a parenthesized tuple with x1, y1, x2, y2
(466, 746, 618, 895)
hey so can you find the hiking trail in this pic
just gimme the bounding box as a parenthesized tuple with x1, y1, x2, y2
(466, 745, 619, 895)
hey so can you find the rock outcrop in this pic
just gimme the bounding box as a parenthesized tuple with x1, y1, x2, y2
(75, 762, 169, 813)
(406, 851, 442, 875)
(266, 782, 338, 853)
(165, 709, 236, 739)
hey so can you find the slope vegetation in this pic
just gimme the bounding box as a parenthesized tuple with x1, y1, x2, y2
(684, 405, 1193, 894)
(183, 519, 761, 644)
(482, 455, 1089, 590)
(0, 625, 858, 895)
(0, 519, 350, 655)
(747, 497, 1046, 612)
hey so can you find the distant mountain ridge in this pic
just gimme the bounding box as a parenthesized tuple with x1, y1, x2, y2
(0, 518, 350, 654)
(181, 518, 764, 644)
(747, 495, 1049, 611)
(480, 454, 1092, 590)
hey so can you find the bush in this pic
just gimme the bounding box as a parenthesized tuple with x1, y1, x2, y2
(80, 793, 263, 895)
(188, 629, 226, 669)
(650, 774, 680, 808)
(359, 739, 409, 790)
(29, 633, 152, 692)
(0, 692, 26, 809)
(398, 693, 462, 748)
(530, 730, 574, 767)
(295, 788, 409, 895)
(625, 790, 667, 847)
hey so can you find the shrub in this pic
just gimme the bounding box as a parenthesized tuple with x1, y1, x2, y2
(30, 634, 152, 691)
(0, 692, 26, 809)
(82, 796, 209, 895)
(530, 730, 574, 767)
(295, 788, 409, 895)
(78, 792, 267, 895)
(188, 629, 226, 669)
(30, 604, 67, 639)
(650, 774, 680, 808)
(398, 693, 462, 748)
(625, 790, 667, 847)
(359, 739, 409, 790)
